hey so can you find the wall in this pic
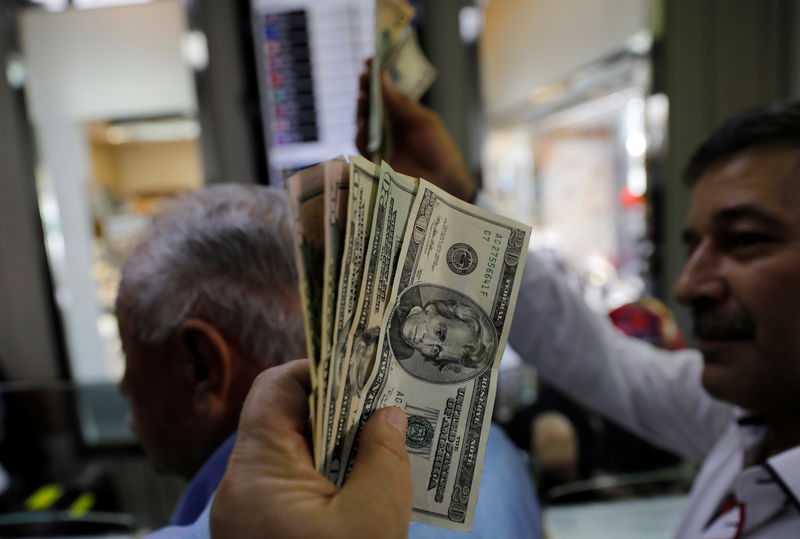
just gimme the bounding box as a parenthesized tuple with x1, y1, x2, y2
(189, 0, 267, 185)
(20, 0, 196, 382)
(0, 6, 62, 382)
(419, 0, 485, 177)
(21, 1, 195, 122)
(94, 140, 203, 196)
(481, 0, 649, 121)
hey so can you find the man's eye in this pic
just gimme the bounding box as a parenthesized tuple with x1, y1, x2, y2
(723, 232, 773, 252)
(431, 345, 441, 357)
(434, 325, 446, 340)
(683, 240, 699, 258)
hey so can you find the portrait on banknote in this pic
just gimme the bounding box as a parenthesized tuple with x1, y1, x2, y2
(348, 326, 381, 393)
(387, 284, 497, 383)
(329, 321, 351, 397)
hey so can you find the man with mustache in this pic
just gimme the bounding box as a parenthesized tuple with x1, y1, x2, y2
(360, 73, 800, 536)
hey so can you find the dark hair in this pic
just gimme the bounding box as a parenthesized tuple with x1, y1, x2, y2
(683, 99, 800, 185)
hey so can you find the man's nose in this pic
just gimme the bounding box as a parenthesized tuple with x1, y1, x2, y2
(673, 240, 727, 306)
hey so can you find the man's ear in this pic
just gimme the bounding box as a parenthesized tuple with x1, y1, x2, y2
(178, 318, 233, 417)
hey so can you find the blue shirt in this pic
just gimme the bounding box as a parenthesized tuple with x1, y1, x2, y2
(148, 425, 541, 538)
(170, 434, 237, 526)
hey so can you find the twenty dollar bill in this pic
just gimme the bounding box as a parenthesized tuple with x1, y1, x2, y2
(343, 179, 530, 531)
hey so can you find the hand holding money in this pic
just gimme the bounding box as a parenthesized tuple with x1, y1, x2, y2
(356, 63, 476, 202)
(287, 157, 530, 531)
(368, 0, 437, 160)
(210, 359, 413, 539)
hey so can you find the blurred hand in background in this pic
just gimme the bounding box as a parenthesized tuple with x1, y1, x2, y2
(356, 60, 476, 202)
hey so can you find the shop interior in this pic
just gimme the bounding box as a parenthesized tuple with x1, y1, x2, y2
(0, 0, 798, 537)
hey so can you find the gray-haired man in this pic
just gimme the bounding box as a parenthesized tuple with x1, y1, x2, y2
(116, 185, 306, 524)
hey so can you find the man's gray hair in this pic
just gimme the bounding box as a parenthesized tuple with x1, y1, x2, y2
(116, 184, 305, 367)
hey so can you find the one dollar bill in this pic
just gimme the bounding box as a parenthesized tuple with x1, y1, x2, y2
(384, 29, 436, 102)
(368, 0, 416, 157)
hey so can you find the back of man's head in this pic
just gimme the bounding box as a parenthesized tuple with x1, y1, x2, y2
(117, 184, 304, 367)
(684, 99, 800, 185)
(116, 184, 305, 478)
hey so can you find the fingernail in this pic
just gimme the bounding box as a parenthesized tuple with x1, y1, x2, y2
(384, 406, 407, 437)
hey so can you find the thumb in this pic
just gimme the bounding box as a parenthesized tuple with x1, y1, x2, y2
(337, 407, 413, 537)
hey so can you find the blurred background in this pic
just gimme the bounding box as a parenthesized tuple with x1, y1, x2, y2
(0, 0, 798, 536)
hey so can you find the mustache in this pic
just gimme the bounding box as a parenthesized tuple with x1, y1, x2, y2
(691, 308, 756, 340)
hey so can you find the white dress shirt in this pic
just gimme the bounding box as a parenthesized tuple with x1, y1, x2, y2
(508, 254, 800, 538)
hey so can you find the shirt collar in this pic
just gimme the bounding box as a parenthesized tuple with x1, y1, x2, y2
(733, 405, 800, 508)
(170, 433, 237, 526)
(764, 444, 800, 512)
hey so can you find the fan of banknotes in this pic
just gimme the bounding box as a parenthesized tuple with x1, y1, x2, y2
(286, 156, 530, 531)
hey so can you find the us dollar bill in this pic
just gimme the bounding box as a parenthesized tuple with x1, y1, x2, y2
(384, 29, 437, 102)
(286, 164, 327, 382)
(315, 157, 349, 465)
(321, 156, 380, 478)
(368, 0, 415, 156)
(342, 179, 530, 531)
(326, 162, 418, 484)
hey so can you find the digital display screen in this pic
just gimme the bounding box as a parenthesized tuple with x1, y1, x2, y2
(261, 10, 319, 146)
(252, 0, 373, 185)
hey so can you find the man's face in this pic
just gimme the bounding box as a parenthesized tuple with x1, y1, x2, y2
(673, 145, 800, 414)
(401, 304, 474, 361)
(118, 328, 203, 479)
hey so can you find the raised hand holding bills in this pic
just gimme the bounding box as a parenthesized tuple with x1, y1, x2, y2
(369, 0, 437, 160)
(287, 157, 530, 531)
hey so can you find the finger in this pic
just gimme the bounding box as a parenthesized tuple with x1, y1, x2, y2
(379, 71, 434, 132)
(356, 62, 372, 156)
(356, 117, 367, 156)
(235, 359, 313, 464)
(359, 66, 370, 94)
(337, 407, 412, 537)
(358, 58, 371, 102)
(380, 71, 416, 119)
(357, 78, 369, 115)
(356, 91, 369, 155)
(240, 359, 310, 429)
